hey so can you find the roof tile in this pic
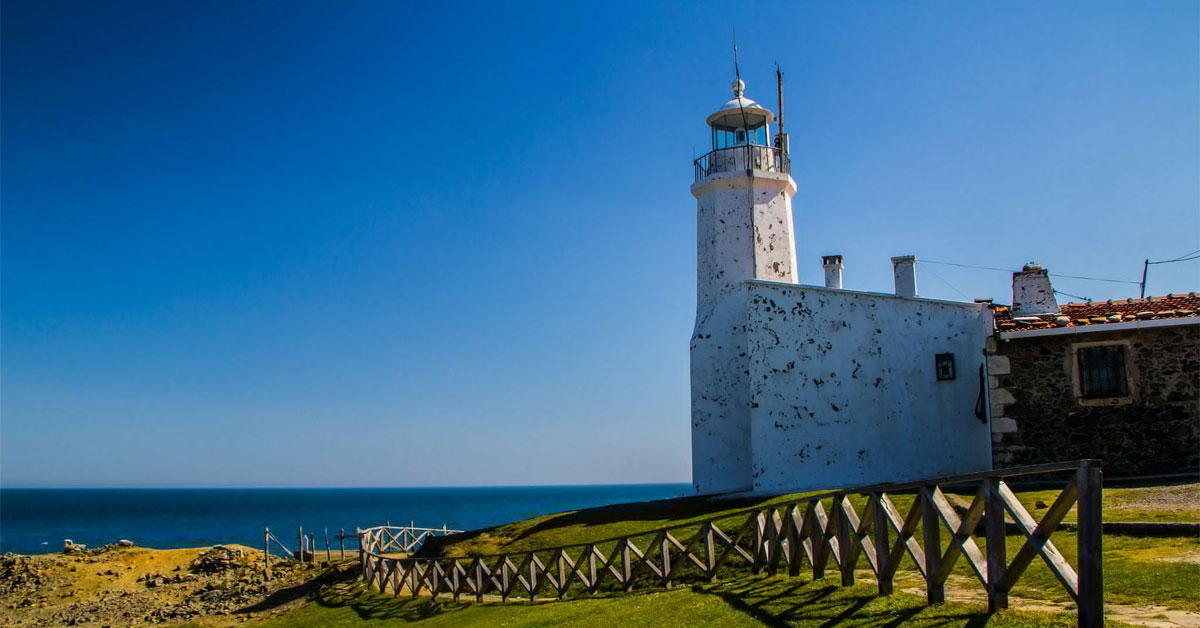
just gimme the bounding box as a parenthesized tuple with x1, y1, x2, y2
(994, 293, 1200, 331)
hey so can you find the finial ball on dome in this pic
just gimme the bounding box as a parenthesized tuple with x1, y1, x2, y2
(731, 78, 745, 97)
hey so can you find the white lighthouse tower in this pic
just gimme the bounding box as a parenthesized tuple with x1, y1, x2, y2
(691, 77, 797, 494)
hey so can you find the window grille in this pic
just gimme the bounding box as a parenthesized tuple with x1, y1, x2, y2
(1077, 345, 1128, 399)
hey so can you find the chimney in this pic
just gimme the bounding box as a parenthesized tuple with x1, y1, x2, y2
(891, 255, 917, 297)
(1011, 262, 1059, 315)
(822, 255, 844, 289)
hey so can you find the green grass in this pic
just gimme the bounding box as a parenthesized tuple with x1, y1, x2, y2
(1007, 533, 1200, 611)
(1010, 482, 1198, 524)
(424, 482, 1198, 563)
(414, 484, 1199, 615)
(214, 482, 1196, 627)
(246, 574, 1134, 628)
(422, 492, 817, 558)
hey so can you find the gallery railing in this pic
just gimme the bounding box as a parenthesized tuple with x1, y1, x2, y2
(359, 460, 1103, 628)
(694, 144, 790, 182)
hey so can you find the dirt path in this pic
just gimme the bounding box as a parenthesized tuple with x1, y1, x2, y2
(894, 573, 1200, 628)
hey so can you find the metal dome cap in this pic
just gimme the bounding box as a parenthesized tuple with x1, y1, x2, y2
(706, 78, 775, 131)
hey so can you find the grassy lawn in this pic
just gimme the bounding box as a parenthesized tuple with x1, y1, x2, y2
(1009, 482, 1198, 524)
(424, 482, 1198, 562)
(412, 483, 1198, 616)
(228, 483, 1195, 628)
(246, 574, 1131, 628)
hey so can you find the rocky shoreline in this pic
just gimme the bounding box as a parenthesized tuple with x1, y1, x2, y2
(0, 542, 350, 627)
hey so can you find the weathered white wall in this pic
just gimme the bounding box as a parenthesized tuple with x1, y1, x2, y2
(745, 281, 992, 492)
(891, 256, 918, 297)
(691, 171, 796, 495)
(1012, 267, 1059, 315)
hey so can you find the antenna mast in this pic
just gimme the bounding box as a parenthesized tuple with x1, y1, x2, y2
(732, 40, 751, 139)
(775, 64, 789, 169)
(775, 64, 784, 140)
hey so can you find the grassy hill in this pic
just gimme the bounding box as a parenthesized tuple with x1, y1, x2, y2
(4, 482, 1194, 627)
(244, 482, 1198, 628)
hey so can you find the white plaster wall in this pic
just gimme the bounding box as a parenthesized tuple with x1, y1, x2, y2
(745, 282, 992, 492)
(691, 172, 797, 495)
(1012, 271, 1059, 315)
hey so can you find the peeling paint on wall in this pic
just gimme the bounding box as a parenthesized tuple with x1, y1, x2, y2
(745, 282, 992, 492)
(690, 172, 797, 495)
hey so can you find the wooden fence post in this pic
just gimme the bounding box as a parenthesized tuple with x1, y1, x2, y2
(985, 478, 1008, 612)
(809, 502, 828, 580)
(1076, 460, 1104, 628)
(920, 487, 944, 604)
(557, 549, 568, 599)
(474, 558, 484, 602)
(703, 523, 717, 582)
(871, 493, 891, 595)
(263, 528, 271, 578)
(836, 496, 854, 586)
(339, 528, 345, 560)
(621, 539, 633, 592)
(325, 528, 331, 562)
(753, 511, 767, 574)
(297, 526, 303, 563)
(660, 534, 672, 588)
(500, 558, 510, 603)
(586, 544, 598, 593)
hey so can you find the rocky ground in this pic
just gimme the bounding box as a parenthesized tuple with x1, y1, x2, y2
(0, 543, 353, 627)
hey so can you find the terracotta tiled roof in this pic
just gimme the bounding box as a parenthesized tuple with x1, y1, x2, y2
(993, 293, 1200, 332)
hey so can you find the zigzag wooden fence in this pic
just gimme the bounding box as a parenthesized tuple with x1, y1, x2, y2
(359, 460, 1103, 628)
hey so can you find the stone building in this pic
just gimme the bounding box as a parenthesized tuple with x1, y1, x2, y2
(987, 264, 1200, 477)
(688, 78, 992, 495)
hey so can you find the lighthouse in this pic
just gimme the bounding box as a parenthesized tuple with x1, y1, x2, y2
(690, 77, 797, 494)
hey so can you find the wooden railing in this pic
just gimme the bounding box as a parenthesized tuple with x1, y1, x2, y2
(264, 525, 363, 576)
(359, 460, 1103, 628)
(359, 524, 463, 557)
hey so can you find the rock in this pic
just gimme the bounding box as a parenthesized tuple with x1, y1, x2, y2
(117, 539, 134, 547)
(190, 545, 247, 574)
(1035, 500, 1049, 509)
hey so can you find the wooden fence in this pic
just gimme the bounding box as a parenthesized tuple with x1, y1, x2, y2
(360, 523, 464, 556)
(359, 460, 1104, 628)
(264, 525, 368, 577)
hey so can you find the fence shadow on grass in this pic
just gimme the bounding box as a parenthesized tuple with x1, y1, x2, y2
(691, 576, 996, 628)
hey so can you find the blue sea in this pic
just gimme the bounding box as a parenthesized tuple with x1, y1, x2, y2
(0, 484, 690, 555)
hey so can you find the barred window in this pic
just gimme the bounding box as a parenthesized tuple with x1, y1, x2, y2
(1077, 345, 1129, 399)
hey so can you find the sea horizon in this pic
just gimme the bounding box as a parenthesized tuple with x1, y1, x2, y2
(0, 480, 691, 490)
(0, 484, 692, 556)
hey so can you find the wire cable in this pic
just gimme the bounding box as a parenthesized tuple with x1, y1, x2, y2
(1053, 289, 1093, 303)
(1147, 249, 1200, 265)
(921, 260, 1141, 285)
(922, 265, 971, 301)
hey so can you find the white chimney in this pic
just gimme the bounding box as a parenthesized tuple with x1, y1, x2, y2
(1011, 262, 1059, 315)
(891, 255, 917, 297)
(822, 255, 844, 289)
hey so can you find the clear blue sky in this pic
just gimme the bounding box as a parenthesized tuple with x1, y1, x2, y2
(2, 0, 1197, 487)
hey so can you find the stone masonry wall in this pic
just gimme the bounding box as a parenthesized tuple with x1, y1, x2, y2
(989, 324, 1199, 476)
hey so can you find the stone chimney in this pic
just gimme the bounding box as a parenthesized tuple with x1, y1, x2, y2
(1011, 262, 1059, 315)
(891, 255, 917, 297)
(822, 255, 844, 289)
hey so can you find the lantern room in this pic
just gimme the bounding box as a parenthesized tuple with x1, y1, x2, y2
(707, 78, 774, 149)
(694, 78, 787, 182)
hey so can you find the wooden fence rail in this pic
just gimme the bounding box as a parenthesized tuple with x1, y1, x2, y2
(359, 460, 1103, 628)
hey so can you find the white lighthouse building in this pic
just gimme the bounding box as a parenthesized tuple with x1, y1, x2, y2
(689, 77, 993, 495)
